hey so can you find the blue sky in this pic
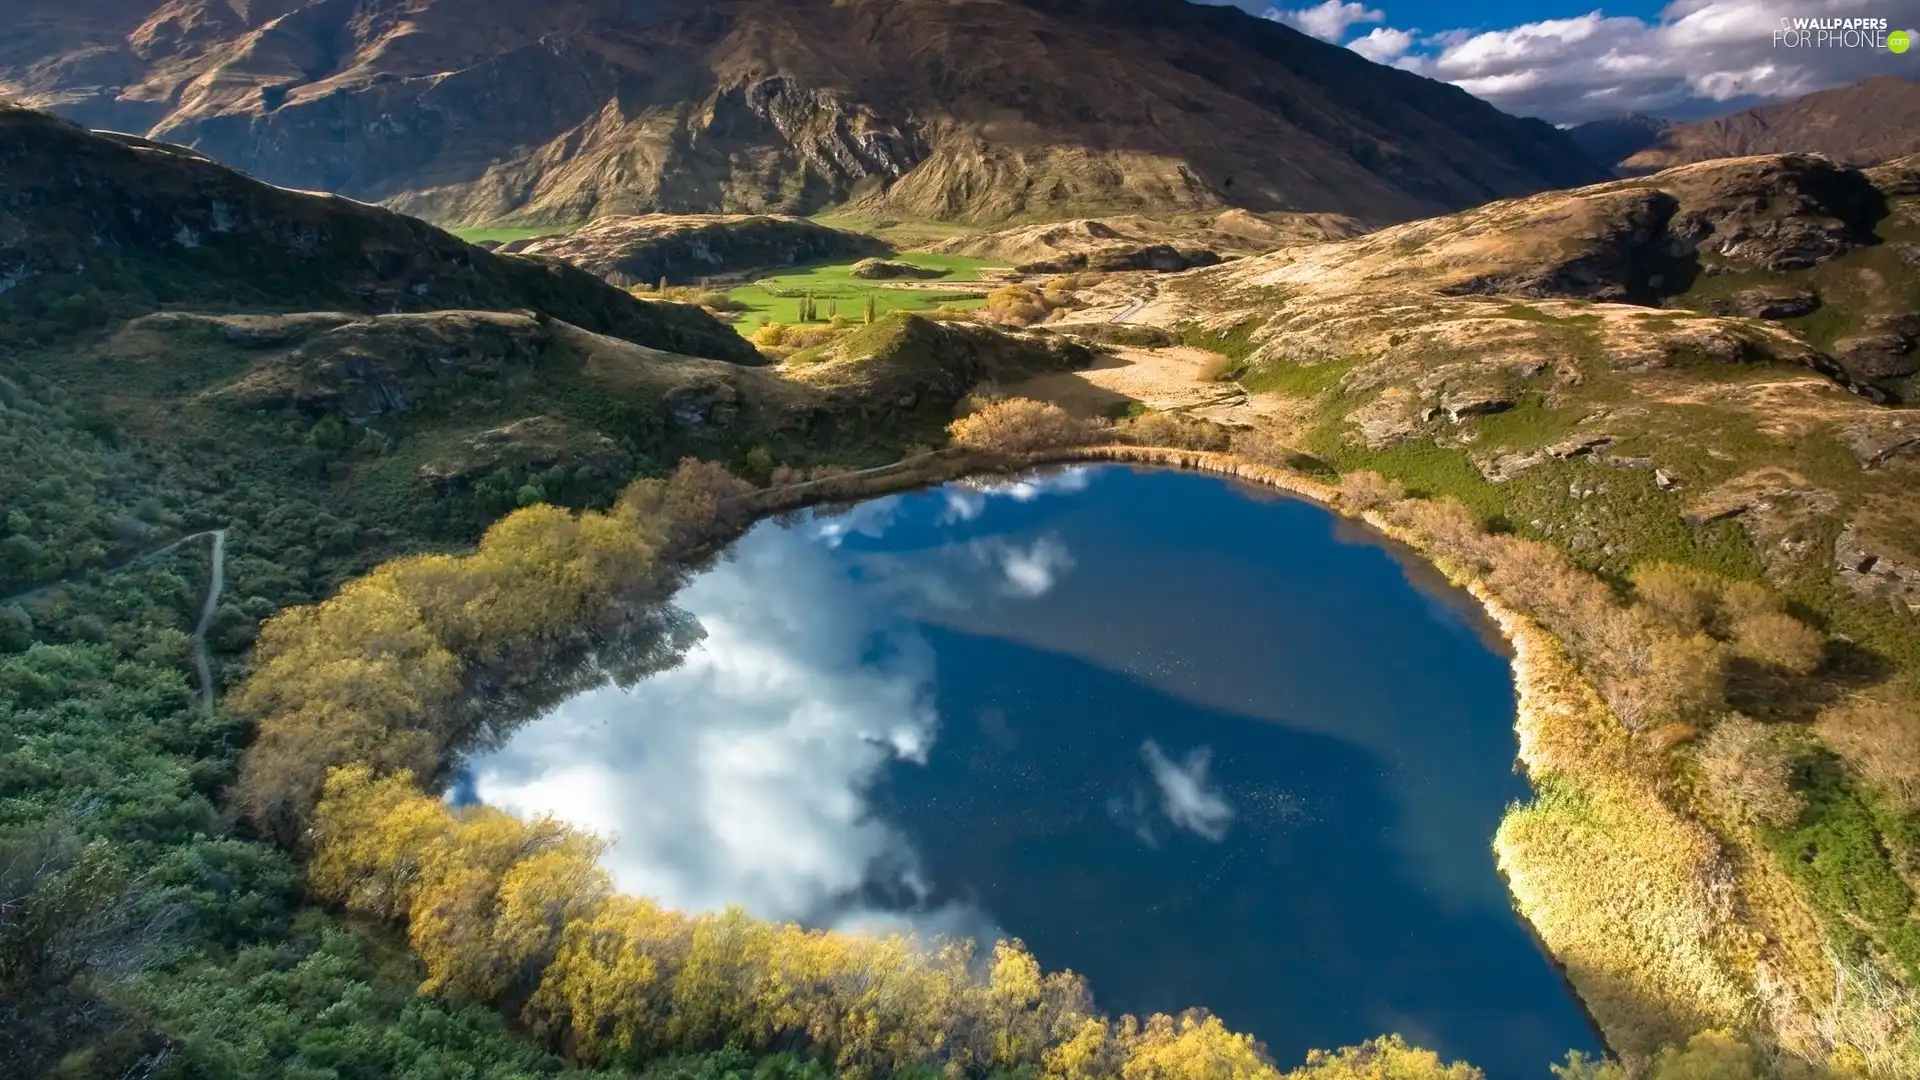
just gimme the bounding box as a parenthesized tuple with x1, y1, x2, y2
(1209, 0, 1918, 122)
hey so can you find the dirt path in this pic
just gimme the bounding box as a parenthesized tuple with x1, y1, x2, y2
(1010, 345, 1288, 426)
(2, 526, 229, 709)
(190, 529, 228, 711)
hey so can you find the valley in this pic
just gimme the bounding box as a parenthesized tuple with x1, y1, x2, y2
(3, 8, 1920, 1080)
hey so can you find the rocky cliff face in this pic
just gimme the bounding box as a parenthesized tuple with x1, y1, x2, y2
(3, 0, 1609, 227)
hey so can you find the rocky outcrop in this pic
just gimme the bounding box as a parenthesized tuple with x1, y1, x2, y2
(1835, 523, 1920, 614)
(512, 216, 886, 286)
(1017, 244, 1222, 275)
(1702, 287, 1819, 320)
(206, 311, 552, 422)
(788, 314, 1096, 420)
(1664, 155, 1887, 273)
(1831, 314, 1920, 381)
(1679, 471, 1840, 580)
(418, 416, 634, 489)
(931, 211, 1364, 264)
(1379, 154, 1885, 312)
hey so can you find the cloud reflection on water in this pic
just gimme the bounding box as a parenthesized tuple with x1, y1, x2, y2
(1141, 741, 1236, 842)
(469, 472, 1093, 942)
(472, 514, 953, 931)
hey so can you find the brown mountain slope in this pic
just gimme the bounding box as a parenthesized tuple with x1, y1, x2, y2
(1619, 76, 1920, 173)
(1, 0, 1607, 228)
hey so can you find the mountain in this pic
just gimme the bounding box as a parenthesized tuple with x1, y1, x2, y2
(1564, 113, 1674, 172)
(0, 0, 1607, 227)
(1609, 76, 1920, 174)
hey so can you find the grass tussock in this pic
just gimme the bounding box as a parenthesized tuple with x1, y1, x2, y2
(1816, 694, 1920, 814)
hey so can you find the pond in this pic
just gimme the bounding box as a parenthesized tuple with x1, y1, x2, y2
(457, 465, 1601, 1077)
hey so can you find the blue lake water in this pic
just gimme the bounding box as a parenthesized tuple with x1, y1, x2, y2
(461, 465, 1600, 1077)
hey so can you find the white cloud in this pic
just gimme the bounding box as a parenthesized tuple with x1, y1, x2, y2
(1105, 789, 1163, 848)
(469, 518, 993, 939)
(1141, 740, 1236, 841)
(940, 466, 1094, 524)
(1267, 0, 1386, 41)
(1219, 0, 1917, 123)
(1348, 25, 1418, 63)
(814, 497, 899, 547)
(1424, 0, 1916, 122)
(989, 535, 1076, 598)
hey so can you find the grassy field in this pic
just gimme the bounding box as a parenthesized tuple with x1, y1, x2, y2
(448, 223, 579, 244)
(725, 253, 1007, 331)
(809, 212, 982, 248)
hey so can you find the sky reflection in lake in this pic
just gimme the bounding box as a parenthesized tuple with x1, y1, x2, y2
(463, 465, 1598, 1078)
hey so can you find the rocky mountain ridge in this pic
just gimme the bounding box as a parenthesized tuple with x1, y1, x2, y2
(1569, 76, 1920, 175)
(2, 0, 1608, 227)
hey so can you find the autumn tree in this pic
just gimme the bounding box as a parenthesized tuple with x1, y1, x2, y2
(1121, 1011, 1280, 1080)
(1335, 471, 1405, 513)
(948, 399, 1105, 455)
(1286, 1035, 1483, 1079)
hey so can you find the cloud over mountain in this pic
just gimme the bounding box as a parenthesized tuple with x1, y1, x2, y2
(1236, 0, 1916, 122)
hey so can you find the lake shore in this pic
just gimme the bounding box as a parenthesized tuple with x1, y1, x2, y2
(717, 442, 1836, 1070)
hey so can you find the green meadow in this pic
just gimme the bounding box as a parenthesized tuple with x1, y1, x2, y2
(448, 224, 578, 244)
(723, 252, 1007, 332)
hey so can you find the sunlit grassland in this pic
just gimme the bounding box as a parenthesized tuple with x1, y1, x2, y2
(724, 253, 1008, 333)
(808, 212, 983, 248)
(448, 223, 580, 244)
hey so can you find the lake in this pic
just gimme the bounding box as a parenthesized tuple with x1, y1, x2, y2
(458, 464, 1600, 1077)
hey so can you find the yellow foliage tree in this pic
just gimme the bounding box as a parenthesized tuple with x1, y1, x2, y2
(1284, 1035, 1483, 1079)
(528, 894, 683, 1060)
(1121, 1011, 1282, 1080)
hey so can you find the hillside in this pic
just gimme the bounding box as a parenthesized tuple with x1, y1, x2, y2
(1565, 113, 1674, 172)
(505, 214, 888, 286)
(0, 0, 1606, 227)
(1600, 77, 1920, 174)
(927, 209, 1366, 271)
(0, 104, 760, 363)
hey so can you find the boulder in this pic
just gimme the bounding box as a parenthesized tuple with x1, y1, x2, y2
(1832, 333, 1917, 380)
(1835, 524, 1920, 614)
(1442, 389, 1516, 422)
(1704, 286, 1819, 319)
